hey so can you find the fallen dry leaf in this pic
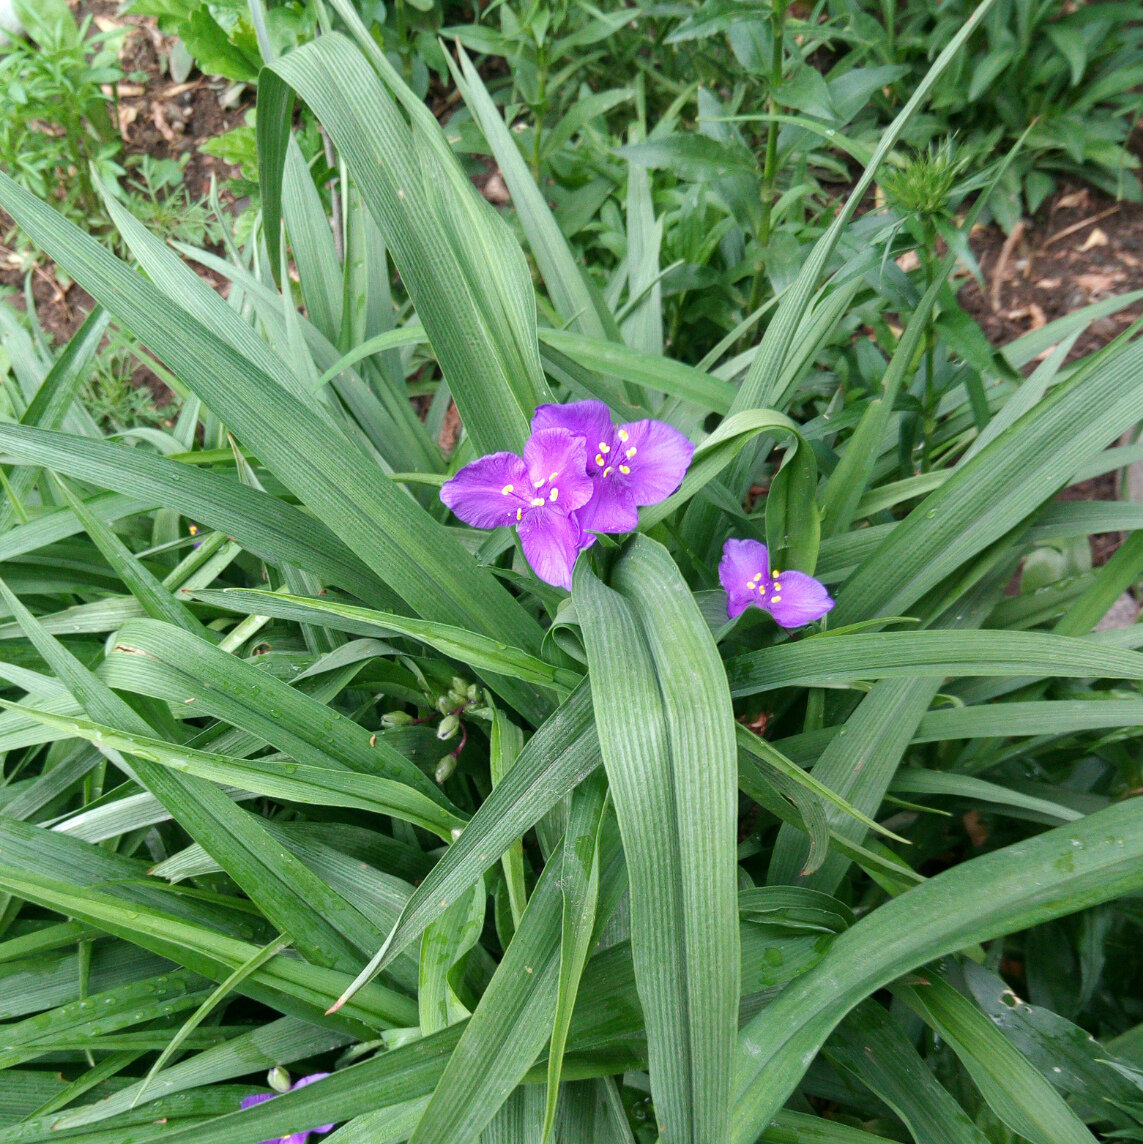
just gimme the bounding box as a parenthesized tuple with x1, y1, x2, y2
(117, 104, 139, 137)
(1074, 271, 1122, 295)
(1056, 189, 1089, 209)
(1035, 277, 1061, 289)
(1079, 227, 1109, 251)
(896, 250, 920, 272)
(116, 83, 145, 97)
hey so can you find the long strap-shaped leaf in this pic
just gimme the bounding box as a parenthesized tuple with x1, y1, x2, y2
(725, 629, 1143, 695)
(259, 32, 551, 457)
(0, 425, 387, 605)
(0, 306, 109, 534)
(0, 584, 394, 976)
(330, 682, 600, 1009)
(727, 796, 1143, 1144)
(731, 0, 1001, 417)
(835, 333, 1143, 623)
(578, 536, 739, 1144)
(0, 173, 546, 672)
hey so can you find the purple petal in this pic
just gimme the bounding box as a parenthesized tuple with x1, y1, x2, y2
(765, 570, 834, 628)
(441, 452, 529, 529)
(523, 429, 594, 512)
(240, 1092, 276, 1112)
(518, 509, 582, 590)
(577, 479, 639, 534)
(613, 419, 694, 505)
(531, 400, 616, 474)
(719, 539, 768, 619)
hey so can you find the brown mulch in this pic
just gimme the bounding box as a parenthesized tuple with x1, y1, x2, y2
(959, 185, 1143, 362)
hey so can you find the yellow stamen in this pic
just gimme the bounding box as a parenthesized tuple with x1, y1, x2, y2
(771, 569, 781, 578)
(549, 488, 559, 502)
(501, 484, 514, 495)
(603, 466, 613, 477)
(530, 497, 545, 507)
(595, 453, 605, 467)
(618, 428, 629, 442)
(771, 595, 781, 603)
(550, 471, 559, 481)
(745, 581, 756, 590)
(626, 447, 637, 459)
(619, 465, 630, 475)
(599, 441, 610, 453)
(773, 582, 782, 591)
(516, 508, 522, 521)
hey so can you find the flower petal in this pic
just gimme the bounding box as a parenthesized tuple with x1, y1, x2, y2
(765, 570, 834, 628)
(441, 452, 528, 529)
(719, 538, 768, 619)
(518, 509, 582, 589)
(240, 1092, 276, 1112)
(578, 479, 639, 534)
(531, 400, 616, 473)
(615, 419, 695, 505)
(523, 428, 594, 511)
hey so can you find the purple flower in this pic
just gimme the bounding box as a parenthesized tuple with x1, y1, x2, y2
(719, 539, 834, 627)
(440, 427, 594, 590)
(240, 1073, 334, 1144)
(531, 400, 694, 535)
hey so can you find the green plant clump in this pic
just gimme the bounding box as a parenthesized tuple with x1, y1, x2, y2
(0, 2, 1142, 1143)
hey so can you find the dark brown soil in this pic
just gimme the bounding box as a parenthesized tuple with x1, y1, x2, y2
(959, 184, 1143, 362)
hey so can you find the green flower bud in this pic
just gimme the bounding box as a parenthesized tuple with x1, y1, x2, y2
(436, 694, 454, 715)
(381, 710, 413, 727)
(268, 1066, 291, 1093)
(450, 676, 468, 695)
(435, 753, 459, 783)
(466, 683, 480, 703)
(436, 714, 460, 741)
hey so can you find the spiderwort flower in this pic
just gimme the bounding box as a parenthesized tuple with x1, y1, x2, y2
(531, 400, 695, 535)
(440, 428, 594, 590)
(239, 1072, 333, 1144)
(719, 539, 834, 627)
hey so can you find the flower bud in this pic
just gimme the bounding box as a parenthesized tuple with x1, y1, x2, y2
(435, 753, 459, 783)
(466, 683, 480, 703)
(436, 694, 454, 715)
(436, 714, 460, 741)
(450, 676, 468, 695)
(381, 710, 413, 727)
(268, 1066, 291, 1093)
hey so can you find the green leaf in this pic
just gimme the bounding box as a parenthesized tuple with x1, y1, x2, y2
(544, 771, 610, 1144)
(725, 630, 1143, 695)
(897, 973, 1098, 1144)
(578, 536, 739, 1144)
(192, 588, 582, 695)
(260, 32, 551, 457)
(730, 797, 1143, 1144)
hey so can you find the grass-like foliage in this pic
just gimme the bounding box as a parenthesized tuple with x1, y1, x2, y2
(1, 1, 1143, 1142)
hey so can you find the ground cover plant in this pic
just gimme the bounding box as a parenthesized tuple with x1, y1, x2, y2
(1, 0, 1143, 1142)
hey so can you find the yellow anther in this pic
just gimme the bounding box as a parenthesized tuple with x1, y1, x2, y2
(618, 428, 629, 442)
(751, 572, 763, 583)
(534, 479, 545, 488)
(595, 454, 605, 466)
(516, 508, 522, 521)
(773, 582, 782, 591)
(501, 484, 514, 495)
(603, 466, 613, 477)
(530, 497, 546, 507)
(550, 471, 559, 481)
(599, 441, 611, 453)
(771, 569, 781, 578)
(745, 581, 756, 590)
(619, 465, 630, 475)
(549, 487, 559, 502)
(771, 595, 781, 603)
(626, 447, 637, 459)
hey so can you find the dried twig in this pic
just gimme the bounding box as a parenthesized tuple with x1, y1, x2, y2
(989, 219, 1025, 312)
